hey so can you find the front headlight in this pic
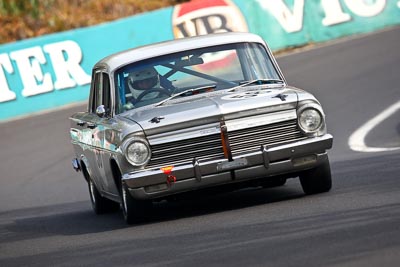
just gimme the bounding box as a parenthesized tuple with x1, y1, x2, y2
(297, 103, 326, 135)
(299, 108, 322, 132)
(123, 138, 151, 167)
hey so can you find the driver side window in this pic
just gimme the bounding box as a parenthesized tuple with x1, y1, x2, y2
(90, 71, 111, 115)
(102, 73, 111, 113)
(89, 71, 102, 114)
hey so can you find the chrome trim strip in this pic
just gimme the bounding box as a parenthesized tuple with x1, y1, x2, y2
(225, 109, 297, 132)
(148, 122, 221, 145)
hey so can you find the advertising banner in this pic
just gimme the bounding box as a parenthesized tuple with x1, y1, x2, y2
(1, 0, 399, 121)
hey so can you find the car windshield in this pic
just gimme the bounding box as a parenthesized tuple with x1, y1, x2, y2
(114, 42, 281, 114)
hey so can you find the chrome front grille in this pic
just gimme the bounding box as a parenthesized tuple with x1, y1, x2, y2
(147, 112, 306, 169)
(228, 119, 306, 157)
(148, 133, 224, 168)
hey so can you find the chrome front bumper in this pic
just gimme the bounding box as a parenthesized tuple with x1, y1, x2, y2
(123, 134, 333, 200)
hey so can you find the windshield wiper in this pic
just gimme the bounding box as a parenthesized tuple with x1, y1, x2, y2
(239, 79, 284, 87)
(155, 85, 217, 107)
(228, 79, 284, 92)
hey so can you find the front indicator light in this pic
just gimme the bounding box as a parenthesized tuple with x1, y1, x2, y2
(161, 166, 174, 175)
(161, 166, 176, 185)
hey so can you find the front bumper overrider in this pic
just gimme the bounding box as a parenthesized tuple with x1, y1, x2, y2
(122, 134, 333, 200)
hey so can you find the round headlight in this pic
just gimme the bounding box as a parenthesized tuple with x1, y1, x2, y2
(125, 141, 150, 166)
(299, 108, 322, 133)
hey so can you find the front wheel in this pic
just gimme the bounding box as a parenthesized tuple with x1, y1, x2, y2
(88, 178, 119, 214)
(299, 158, 332, 195)
(121, 183, 152, 224)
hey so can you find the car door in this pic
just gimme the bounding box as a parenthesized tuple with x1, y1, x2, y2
(70, 69, 105, 191)
(87, 69, 116, 194)
(95, 71, 121, 196)
(71, 68, 120, 196)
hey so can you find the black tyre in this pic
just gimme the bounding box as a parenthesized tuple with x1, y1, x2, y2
(88, 178, 119, 214)
(299, 158, 332, 195)
(121, 182, 152, 224)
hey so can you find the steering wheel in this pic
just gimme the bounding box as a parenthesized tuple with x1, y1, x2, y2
(135, 88, 171, 103)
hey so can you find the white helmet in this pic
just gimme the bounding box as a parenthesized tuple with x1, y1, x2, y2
(128, 67, 160, 91)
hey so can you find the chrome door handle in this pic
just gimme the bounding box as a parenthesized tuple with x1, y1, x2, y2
(87, 122, 97, 129)
(76, 121, 86, 126)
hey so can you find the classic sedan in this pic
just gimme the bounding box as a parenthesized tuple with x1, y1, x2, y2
(70, 32, 333, 224)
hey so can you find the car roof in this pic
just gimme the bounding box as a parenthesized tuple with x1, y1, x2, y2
(94, 32, 267, 72)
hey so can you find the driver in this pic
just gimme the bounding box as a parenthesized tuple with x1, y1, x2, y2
(127, 67, 161, 101)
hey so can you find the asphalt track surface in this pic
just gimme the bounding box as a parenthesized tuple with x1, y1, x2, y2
(0, 27, 399, 266)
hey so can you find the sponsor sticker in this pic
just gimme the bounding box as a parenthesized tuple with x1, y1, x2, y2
(172, 0, 248, 38)
(172, 0, 249, 71)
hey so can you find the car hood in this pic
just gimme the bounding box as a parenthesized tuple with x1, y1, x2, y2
(121, 86, 300, 136)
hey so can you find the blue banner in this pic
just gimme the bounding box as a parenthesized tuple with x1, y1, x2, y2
(1, 0, 399, 121)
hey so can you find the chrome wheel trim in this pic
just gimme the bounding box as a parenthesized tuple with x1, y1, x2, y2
(89, 180, 96, 205)
(122, 185, 128, 215)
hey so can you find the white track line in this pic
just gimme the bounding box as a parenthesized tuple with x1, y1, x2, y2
(348, 100, 400, 152)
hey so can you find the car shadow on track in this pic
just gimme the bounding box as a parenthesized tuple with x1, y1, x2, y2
(1, 180, 305, 239)
(149, 181, 304, 223)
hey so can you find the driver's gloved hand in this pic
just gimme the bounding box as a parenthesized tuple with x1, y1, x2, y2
(123, 102, 134, 110)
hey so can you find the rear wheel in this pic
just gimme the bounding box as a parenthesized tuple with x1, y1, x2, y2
(299, 158, 332, 195)
(88, 178, 119, 214)
(121, 182, 152, 224)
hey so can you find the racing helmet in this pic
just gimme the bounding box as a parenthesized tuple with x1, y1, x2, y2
(128, 67, 160, 91)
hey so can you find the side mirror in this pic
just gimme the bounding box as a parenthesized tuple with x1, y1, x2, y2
(96, 105, 107, 118)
